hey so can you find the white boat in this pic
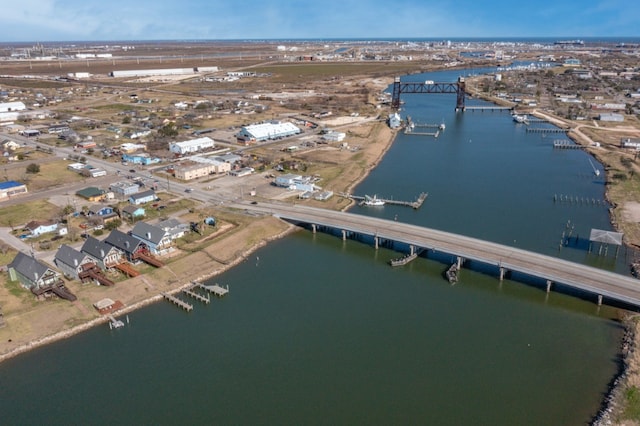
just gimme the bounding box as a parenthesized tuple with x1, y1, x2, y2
(363, 195, 385, 206)
(589, 159, 601, 176)
(439, 122, 446, 131)
(512, 114, 528, 123)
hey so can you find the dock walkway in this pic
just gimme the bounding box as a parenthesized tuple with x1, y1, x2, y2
(196, 282, 230, 297)
(162, 293, 193, 312)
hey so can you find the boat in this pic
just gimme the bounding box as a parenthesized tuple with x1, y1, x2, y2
(363, 195, 385, 206)
(589, 159, 600, 176)
(512, 114, 528, 123)
(439, 122, 446, 131)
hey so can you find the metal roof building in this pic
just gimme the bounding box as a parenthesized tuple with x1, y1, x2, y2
(236, 121, 301, 143)
(169, 137, 215, 155)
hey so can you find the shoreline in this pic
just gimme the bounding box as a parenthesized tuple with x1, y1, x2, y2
(0, 121, 398, 365)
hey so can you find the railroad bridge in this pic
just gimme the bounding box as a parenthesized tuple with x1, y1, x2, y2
(391, 76, 467, 111)
(245, 202, 640, 309)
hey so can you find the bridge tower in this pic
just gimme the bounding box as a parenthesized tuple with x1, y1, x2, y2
(455, 77, 466, 112)
(390, 76, 467, 111)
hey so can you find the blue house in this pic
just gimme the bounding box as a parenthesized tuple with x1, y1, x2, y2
(87, 205, 115, 216)
(129, 189, 156, 205)
(121, 205, 145, 220)
(121, 153, 161, 165)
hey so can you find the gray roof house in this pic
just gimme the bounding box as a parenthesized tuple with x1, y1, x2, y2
(104, 229, 146, 262)
(128, 189, 156, 205)
(81, 236, 122, 270)
(130, 222, 172, 255)
(54, 244, 97, 280)
(8, 252, 60, 290)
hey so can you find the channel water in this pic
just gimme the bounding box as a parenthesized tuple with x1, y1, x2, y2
(0, 68, 628, 425)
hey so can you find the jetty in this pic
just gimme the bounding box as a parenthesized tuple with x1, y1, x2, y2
(108, 314, 125, 329)
(403, 117, 444, 137)
(162, 293, 193, 312)
(340, 192, 428, 209)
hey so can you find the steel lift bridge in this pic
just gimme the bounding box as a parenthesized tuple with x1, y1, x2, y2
(391, 76, 467, 111)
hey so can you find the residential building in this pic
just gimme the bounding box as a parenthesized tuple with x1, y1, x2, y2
(7, 252, 61, 291)
(24, 220, 58, 236)
(121, 152, 161, 165)
(121, 205, 145, 220)
(129, 189, 156, 205)
(81, 236, 122, 270)
(621, 138, 640, 149)
(104, 229, 146, 262)
(157, 218, 189, 241)
(130, 222, 172, 255)
(54, 244, 93, 280)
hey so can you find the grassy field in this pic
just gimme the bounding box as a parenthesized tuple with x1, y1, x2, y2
(0, 200, 61, 228)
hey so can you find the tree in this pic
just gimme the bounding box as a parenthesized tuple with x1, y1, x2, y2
(158, 122, 178, 138)
(26, 163, 40, 174)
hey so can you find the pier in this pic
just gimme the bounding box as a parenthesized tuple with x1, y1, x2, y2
(553, 140, 584, 149)
(162, 293, 193, 312)
(183, 288, 211, 304)
(340, 192, 428, 209)
(196, 282, 230, 297)
(527, 127, 569, 133)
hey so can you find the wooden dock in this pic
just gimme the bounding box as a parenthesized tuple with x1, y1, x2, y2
(340, 192, 428, 209)
(162, 293, 193, 312)
(183, 288, 211, 304)
(527, 127, 569, 133)
(196, 282, 230, 297)
(553, 140, 583, 149)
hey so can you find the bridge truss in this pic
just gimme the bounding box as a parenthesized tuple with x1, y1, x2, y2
(391, 76, 466, 111)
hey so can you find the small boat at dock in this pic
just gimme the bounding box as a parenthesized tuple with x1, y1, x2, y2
(363, 195, 385, 206)
(512, 114, 528, 123)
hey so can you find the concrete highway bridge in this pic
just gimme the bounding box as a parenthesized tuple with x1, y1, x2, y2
(247, 202, 640, 309)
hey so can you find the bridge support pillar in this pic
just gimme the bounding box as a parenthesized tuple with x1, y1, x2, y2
(598, 295, 603, 306)
(499, 267, 506, 281)
(410, 245, 415, 255)
(374, 236, 379, 250)
(456, 257, 463, 269)
(312, 224, 316, 234)
(342, 230, 346, 241)
(546, 280, 552, 293)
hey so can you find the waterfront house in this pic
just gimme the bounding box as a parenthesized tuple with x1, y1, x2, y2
(157, 218, 189, 241)
(81, 236, 122, 270)
(54, 244, 93, 280)
(24, 220, 58, 237)
(128, 189, 156, 205)
(130, 222, 172, 255)
(104, 229, 146, 262)
(7, 251, 60, 291)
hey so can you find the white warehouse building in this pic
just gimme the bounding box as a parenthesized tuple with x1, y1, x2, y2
(169, 137, 215, 155)
(236, 121, 301, 143)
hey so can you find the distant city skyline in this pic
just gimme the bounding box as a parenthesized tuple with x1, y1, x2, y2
(1, 0, 638, 42)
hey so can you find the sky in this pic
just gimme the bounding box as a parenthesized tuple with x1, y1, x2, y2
(1, 0, 638, 42)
